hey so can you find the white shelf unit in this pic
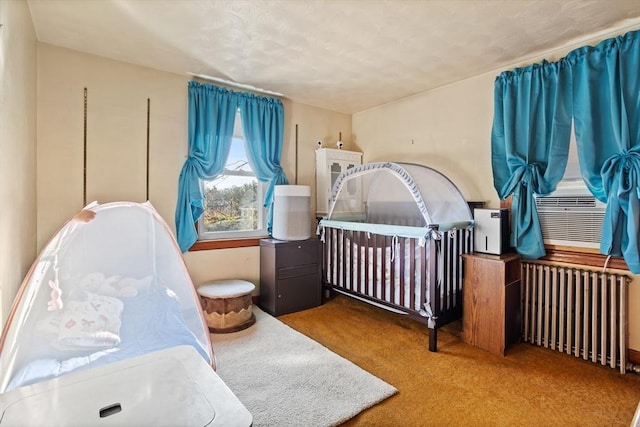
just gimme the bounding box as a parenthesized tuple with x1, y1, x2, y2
(315, 148, 362, 216)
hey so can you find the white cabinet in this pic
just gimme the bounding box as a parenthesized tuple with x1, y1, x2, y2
(315, 148, 362, 216)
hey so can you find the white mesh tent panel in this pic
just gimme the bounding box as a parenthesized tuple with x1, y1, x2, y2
(327, 162, 472, 229)
(0, 202, 212, 393)
(400, 163, 472, 225)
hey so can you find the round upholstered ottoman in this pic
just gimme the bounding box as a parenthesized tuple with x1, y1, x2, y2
(198, 279, 256, 333)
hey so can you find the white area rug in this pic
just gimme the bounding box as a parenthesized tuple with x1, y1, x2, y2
(211, 307, 397, 427)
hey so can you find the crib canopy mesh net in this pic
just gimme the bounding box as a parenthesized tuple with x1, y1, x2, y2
(323, 162, 472, 236)
(0, 201, 212, 393)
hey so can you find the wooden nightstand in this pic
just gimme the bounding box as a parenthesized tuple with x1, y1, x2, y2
(259, 238, 322, 316)
(461, 252, 521, 356)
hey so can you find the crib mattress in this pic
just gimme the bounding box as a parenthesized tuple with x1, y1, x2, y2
(0, 345, 252, 427)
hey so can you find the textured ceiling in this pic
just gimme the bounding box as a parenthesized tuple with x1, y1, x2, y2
(27, 0, 640, 114)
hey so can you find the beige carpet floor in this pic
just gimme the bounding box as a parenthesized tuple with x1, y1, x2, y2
(279, 294, 640, 427)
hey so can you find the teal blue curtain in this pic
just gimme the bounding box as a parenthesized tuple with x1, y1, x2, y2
(568, 30, 640, 273)
(238, 94, 288, 234)
(175, 82, 238, 252)
(491, 61, 572, 259)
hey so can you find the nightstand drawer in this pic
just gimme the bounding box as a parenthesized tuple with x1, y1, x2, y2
(279, 264, 319, 280)
(276, 243, 319, 268)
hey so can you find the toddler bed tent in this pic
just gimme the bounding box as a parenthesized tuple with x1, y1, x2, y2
(318, 162, 474, 352)
(0, 201, 251, 426)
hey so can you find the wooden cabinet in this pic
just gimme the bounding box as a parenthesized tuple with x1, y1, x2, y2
(315, 148, 362, 216)
(259, 238, 322, 316)
(461, 253, 521, 356)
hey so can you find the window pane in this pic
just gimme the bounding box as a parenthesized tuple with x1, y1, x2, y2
(202, 174, 258, 232)
(198, 112, 266, 240)
(226, 137, 253, 173)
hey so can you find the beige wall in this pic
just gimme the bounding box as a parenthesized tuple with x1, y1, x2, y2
(284, 101, 352, 216)
(353, 75, 495, 206)
(352, 24, 640, 350)
(37, 43, 189, 249)
(36, 44, 351, 293)
(0, 0, 38, 328)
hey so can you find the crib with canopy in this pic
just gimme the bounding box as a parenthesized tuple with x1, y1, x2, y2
(318, 162, 474, 351)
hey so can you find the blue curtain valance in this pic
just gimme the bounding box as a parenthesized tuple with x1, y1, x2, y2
(238, 92, 288, 234)
(568, 30, 640, 272)
(491, 59, 572, 259)
(175, 82, 286, 252)
(491, 29, 640, 272)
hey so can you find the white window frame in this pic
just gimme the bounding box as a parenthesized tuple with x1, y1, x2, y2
(197, 111, 268, 241)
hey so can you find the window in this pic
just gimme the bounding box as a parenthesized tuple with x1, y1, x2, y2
(561, 130, 582, 183)
(198, 111, 267, 241)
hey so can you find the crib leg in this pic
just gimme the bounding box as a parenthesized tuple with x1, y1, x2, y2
(429, 328, 437, 352)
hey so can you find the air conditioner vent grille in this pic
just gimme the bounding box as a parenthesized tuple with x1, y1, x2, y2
(538, 211, 604, 245)
(535, 196, 597, 208)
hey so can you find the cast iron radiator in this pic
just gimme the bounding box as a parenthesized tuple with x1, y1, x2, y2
(521, 262, 630, 374)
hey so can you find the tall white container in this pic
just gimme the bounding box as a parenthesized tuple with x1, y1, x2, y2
(272, 185, 311, 241)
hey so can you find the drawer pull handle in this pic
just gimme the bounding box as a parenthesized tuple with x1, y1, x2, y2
(99, 403, 122, 418)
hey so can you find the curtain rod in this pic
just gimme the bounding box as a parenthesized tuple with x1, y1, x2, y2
(187, 73, 284, 98)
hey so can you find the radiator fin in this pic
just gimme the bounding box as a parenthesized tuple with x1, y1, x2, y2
(522, 263, 628, 374)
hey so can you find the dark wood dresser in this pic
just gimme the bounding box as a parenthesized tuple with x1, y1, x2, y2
(259, 238, 322, 316)
(461, 252, 522, 356)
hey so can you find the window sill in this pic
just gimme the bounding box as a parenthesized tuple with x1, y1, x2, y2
(540, 245, 629, 271)
(189, 237, 629, 270)
(189, 236, 268, 251)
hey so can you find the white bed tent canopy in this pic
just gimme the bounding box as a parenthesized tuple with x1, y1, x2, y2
(0, 201, 213, 393)
(321, 162, 474, 237)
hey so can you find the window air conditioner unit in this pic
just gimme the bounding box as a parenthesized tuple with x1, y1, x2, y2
(534, 180, 606, 249)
